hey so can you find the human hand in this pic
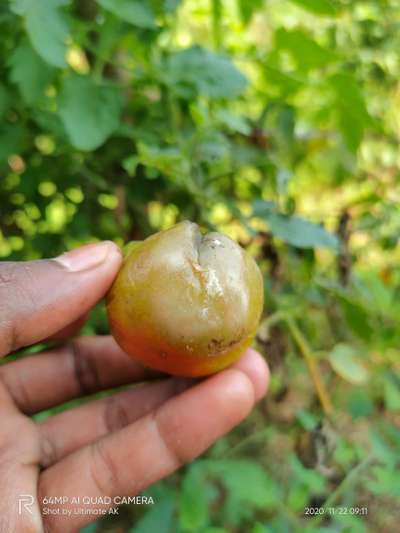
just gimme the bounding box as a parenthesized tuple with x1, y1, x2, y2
(0, 241, 269, 532)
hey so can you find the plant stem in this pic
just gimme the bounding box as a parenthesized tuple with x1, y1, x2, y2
(261, 310, 287, 329)
(211, 0, 222, 50)
(220, 428, 272, 458)
(285, 316, 333, 416)
(259, 310, 333, 415)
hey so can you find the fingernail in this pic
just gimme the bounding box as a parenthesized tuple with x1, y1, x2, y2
(54, 241, 121, 272)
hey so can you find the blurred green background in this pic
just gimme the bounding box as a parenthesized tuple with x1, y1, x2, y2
(1, 0, 400, 532)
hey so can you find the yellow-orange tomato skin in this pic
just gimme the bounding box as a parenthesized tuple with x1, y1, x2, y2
(106, 221, 264, 377)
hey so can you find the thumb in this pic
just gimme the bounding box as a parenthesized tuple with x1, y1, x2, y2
(0, 241, 122, 357)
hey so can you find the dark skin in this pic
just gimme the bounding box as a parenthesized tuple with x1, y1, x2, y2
(0, 241, 269, 532)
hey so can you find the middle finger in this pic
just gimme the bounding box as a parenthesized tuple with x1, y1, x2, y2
(38, 377, 192, 468)
(0, 336, 159, 414)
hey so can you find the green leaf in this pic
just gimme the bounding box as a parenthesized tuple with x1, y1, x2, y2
(207, 460, 280, 508)
(179, 465, 209, 530)
(329, 73, 372, 152)
(8, 39, 53, 105)
(196, 132, 230, 166)
(277, 105, 296, 143)
(0, 84, 11, 120)
(367, 465, 400, 497)
(163, 0, 181, 14)
(98, 0, 155, 28)
(289, 455, 326, 493)
(252, 199, 276, 217)
(251, 525, 268, 533)
(166, 46, 247, 99)
(122, 155, 140, 176)
(383, 375, 400, 412)
(264, 65, 304, 95)
(58, 75, 121, 151)
(370, 429, 399, 466)
(0, 123, 28, 164)
(288, 0, 338, 16)
(237, 0, 264, 25)
(9, 0, 31, 15)
(287, 483, 309, 512)
(216, 109, 251, 135)
(32, 109, 66, 139)
(252, 200, 339, 249)
(339, 298, 372, 341)
(356, 272, 394, 317)
(296, 409, 319, 431)
(268, 213, 339, 249)
(347, 389, 374, 418)
(333, 514, 367, 533)
(137, 143, 189, 178)
(329, 344, 369, 385)
(11, 0, 69, 67)
(132, 497, 175, 533)
(275, 28, 337, 72)
(266, 214, 338, 250)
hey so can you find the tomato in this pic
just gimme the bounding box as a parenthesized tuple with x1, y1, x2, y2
(106, 221, 263, 377)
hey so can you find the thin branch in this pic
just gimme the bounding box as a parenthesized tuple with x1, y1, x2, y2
(285, 316, 334, 416)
